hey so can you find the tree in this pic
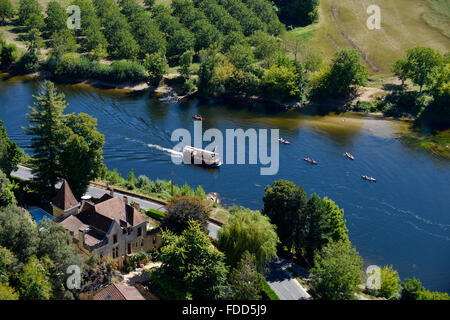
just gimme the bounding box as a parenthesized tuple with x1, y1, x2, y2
(45, 1, 67, 37)
(218, 207, 279, 272)
(0, 205, 39, 261)
(49, 29, 78, 58)
(302, 193, 330, 263)
(228, 251, 263, 300)
(143, 0, 155, 8)
(17, 255, 52, 300)
(37, 218, 83, 299)
(403, 47, 443, 93)
(179, 50, 194, 79)
(162, 196, 210, 235)
(262, 180, 307, 252)
(400, 278, 424, 300)
(60, 113, 106, 199)
(0, 0, 14, 24)
(226, 44, 254, 70)
(0, 246, 16, 284)
(311, 241, 363, 300)
(1, 40, 20, 70)
(0, 283, 18, 300)
(392, 59, 408, 87)
(0, 170, 16, 207)
(144, 51, 168, 86)
(89, 43, 108, 61)
(311, 49, 368, 99)
(275, 0, 319, 27)
(378, 265, 401, 298)
(18, 0, 44, 28)
(151, 220, 229, 300)
(322, 197, 349, 243)
(25, 81, 67, 196)
(0, 120, 22, 176)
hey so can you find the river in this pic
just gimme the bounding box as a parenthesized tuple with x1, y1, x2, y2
(1, 75, 449, 292)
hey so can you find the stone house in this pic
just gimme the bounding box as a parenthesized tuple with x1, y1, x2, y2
(53, 181, 162, 262)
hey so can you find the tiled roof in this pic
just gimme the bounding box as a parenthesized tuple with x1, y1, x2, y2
(58, 215, 88, 236)
(52, 180, 80, 211)
(93, 283, 145, 300)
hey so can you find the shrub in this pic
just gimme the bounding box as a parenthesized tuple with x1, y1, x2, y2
(146, 208, 166, 221)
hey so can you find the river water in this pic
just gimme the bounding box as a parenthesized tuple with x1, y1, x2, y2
(1, 75, 449, 292)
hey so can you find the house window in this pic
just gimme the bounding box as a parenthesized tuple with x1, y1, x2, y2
(141, 240, 144, 247)
(113, 235, 117, 244)
(137, 227, 142, 237)
(115, 247, 119, 257)
(112, 248, 115, 259)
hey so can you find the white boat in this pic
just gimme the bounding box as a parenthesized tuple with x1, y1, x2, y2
(182, 146, 222, 167)
(279, 138, 291, 145)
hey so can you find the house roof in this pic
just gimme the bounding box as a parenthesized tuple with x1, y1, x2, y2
(93, 283, 145, 300)
(52, 180, 80, 211)
(58, 215, 104, 247)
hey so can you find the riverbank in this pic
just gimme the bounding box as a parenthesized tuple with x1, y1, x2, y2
(1, 71, 448, 159)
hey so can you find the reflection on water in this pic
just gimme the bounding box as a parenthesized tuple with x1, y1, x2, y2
(1, 76, 449, 292)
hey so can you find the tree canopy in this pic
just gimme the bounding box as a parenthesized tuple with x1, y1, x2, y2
(310, 241, 363, 300)
(218, 206, 279, 272)
(151, 220, 229, 300)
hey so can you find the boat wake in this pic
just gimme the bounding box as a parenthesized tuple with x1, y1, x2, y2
(147, 144, 183, 157)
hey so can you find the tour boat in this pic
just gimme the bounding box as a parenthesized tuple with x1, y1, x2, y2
(304, 158, 318, 165)
(192, 115, 204, 121)
(362, 175, 376, 182)
(182, 145, 222, 167)
(345, 152, 355, 160)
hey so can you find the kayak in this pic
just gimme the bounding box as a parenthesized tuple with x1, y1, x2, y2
(304, 158, 318, 165)
(362, 175, 376, 182)
(192, 115, 204, 121)
(345, 152, 355, 160)
(279, 138, 291, 145)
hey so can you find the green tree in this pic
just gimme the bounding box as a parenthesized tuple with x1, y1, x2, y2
(0, 40, 20, 70)
(18, 0, 44, 29)
(60, 113, 106, 199)
(400, 278, 424, 300)
(403, 47, 443, 93)
(322, 197, 349, 243)
(378, 265, 401, 299)
(89, 43, 108, 61)
(275, 0, 319, 26)
(316, 48, 368, 98)
(0, 170, 16, 207)
(218, 206, 279, 272)
(228, 251, 263, 300)
(0, 246, 16, 284)
(311, 241, 363, 300)
(37, 218, 83, 300)
(151, 220, 228, 300)
(49, 29, 78, 58)
(0, 120, 22, 176)
(302, 193, 330, 263)
(162, 196, 211, 235)
(392, 59, 408, 87)
(226, 44, 254, 70)
(25, 81, 67, 196)
(262, 180, 307, 252)
(0, 0, 14, 24)
(143, 0, 155, 8)
(417, 289, 450, 300)
(45, 1, 68, 37)
(0, 283, 18, 300)
(0, 205, 39, 261)
(179, 49, 194, 79)
(144, 51, 168, 86)
(17, 255, 52, 300)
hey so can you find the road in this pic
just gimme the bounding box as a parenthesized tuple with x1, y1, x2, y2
(11, 165, 310, 300)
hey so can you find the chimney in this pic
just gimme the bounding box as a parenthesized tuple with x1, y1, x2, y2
(134, 202, 140, 211)
(123, 196, 128, 205)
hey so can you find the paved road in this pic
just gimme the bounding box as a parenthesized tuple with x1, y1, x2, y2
(266, 259, 311, 300)
(11, 165, 310, 300)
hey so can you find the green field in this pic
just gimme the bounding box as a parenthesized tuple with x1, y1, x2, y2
(289, 0, 450, 75)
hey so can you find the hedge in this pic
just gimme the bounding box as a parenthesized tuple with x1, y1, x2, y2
(261, 277, 280, 300)
(146, 208, 166, 221)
